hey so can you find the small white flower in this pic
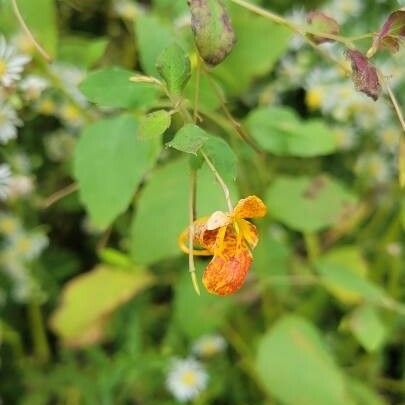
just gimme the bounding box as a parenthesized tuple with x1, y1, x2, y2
(166, 358, 208, 402)
(0, 102, 22, 144)
(44, 130, 76, 162)
(0, 164, 12, 201)
(386, 242, 402, 257)
(355, 153, 391, 184)
(20, 75, 48, 100)
(7, 175, 34, 199)
(9, 231, 49, 261)
(0, 213, 22, 236)
(324, 0, 362, 24)
(113, 0, 140, 20)
(192, 334, 227, 358)
(0, 35, 30, 87)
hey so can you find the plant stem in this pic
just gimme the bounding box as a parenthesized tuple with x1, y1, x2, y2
(188, 169, 200, 295)
(27, 300, 50, 363)
(303, 232, 320, 264)
(201, 150, 233, 212)
(11, 0, 52, 61)
(229, 0, 352, 74)
(42, 182, 79, 209)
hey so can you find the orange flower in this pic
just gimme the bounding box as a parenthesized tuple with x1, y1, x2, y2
(179, 196, 267, 296)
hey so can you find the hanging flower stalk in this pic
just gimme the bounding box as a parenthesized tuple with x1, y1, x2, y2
(179, 196, 266, 296)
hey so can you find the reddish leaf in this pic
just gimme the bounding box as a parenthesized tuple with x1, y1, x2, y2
(346, 49, 380, 101)
(371, 9, 405, 55)
(306, 11, 340, 44)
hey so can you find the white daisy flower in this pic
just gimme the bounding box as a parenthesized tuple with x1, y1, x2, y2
(20, 75, 48, 100)
(0, 164, 12, 201)
(0, 102, 22, 144)
(324, 0, 362, 24)
(7, 175, 34, 199)
(0, 35, 30, 87)
(113, 0, 140, 20)
(44, 130, 76, 162)
(166, 358, 208, 402)
(192, 334, 227, 358)
(9, 231, 49, 261)
(386, 242, 402, 257)
(0, 213, 22, 236)
(355, 153, 392, 184)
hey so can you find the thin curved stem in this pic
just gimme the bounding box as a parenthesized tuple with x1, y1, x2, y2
(201, 151, 233, 212)
(42, 183, 79, 209)
(11, 0, 52, 62)
(188, 169, 201, 295)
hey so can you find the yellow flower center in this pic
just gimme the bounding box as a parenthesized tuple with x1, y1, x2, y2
(305, 88, 323, 111)
(181, 371, 198, 387)
(16, 237, 32, 254)
(62, 104, 81, 122)
(38, 99, 56, 115)
(0, 59, 7, 77)
(0, 218, 18, 234)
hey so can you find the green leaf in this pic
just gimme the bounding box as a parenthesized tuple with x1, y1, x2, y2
(50, 265, 153, 347)
(168, 124, 209, 154)
(156, 43, 191, 96)
(347, 305, 386, 352)
(265, 175, 357, 232)
(348, 379, 388, 405)
(256, 316, 350, 405)
(245, 106, 336, 157)
(173, 269, 232, 339)
(130, 157, 237, 264)
(212, 6, 291, 94)
(316, 253, 387, 305)
(79, 67, 158, 109)
(58, 36, 107, 69)
(139, 110, 171, 139)
(74, 115, 161, 228)
(202, 136, 238, 183)
(135, 14, 175, 76)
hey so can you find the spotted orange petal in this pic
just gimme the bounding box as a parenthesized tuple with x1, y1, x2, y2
(233, 195, 267, 219)
(238, 219, 259, 249)
(202, 245, 253, 296)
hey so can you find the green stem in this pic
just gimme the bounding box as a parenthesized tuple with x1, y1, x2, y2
(28, 300, 50, 363)
(188, 169, 200, 295)
(303, 232, 320, 264)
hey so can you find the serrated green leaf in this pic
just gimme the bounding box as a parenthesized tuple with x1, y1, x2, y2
(80, 67, 158, 109)
(139, 110, 171, 139)
(265, 175, 357, 232)
(246, 106, 336, 157)
(135, 14, 175, 76)
(74, 115, 161, 228)
(50, 265, 153, 347)
(168, 124, 209, 154)
(212, 6, 291, 94)
(202, 136, 237, 183)
(156, 43, 191, 96)
(256, 316, 350, 405)
(130, 157, 237, 264)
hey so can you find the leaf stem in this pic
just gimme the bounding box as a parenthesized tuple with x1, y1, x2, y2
(201, 150, 233, 212)
(27, 300, 50, 363)
(229, 0, 351, 74)
(303, 232, 320, 264)
(11, 0, 52, 62)
(188, 169, 200, 295)
(42, 183, 79, 209)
